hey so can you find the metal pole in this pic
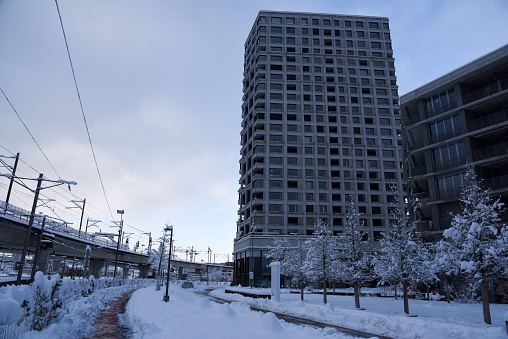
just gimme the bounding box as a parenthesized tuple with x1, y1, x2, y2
(113, 211, 124, 278)
(78, 199, 86, 234)
(4, 152, 19, 214)
(31, 216, 46, 281)
(164, 227, 173, 302)
(113, 228, 121, 278)
(17, 173, 43, 285)
(84, 218, 90, 235)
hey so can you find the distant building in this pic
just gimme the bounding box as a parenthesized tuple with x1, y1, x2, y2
(401, 44, 508, 241)
(233, 11, 404, 287)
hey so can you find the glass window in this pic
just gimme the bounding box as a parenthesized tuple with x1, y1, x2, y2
(270, 180, 282, 188)
(269, 157, 282, 164)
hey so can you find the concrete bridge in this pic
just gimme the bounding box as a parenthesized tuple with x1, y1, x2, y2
(0, 201, 150, 280)
(1, 201, 231, 283)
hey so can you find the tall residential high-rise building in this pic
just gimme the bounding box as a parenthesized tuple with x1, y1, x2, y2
(233, 11, 404, 287)
(401, 44, 508, 241)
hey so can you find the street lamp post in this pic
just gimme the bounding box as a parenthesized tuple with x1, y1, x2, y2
(250, 226, 256, 289)
(163, 224, 173, 302)
(113, 209, 124, 278)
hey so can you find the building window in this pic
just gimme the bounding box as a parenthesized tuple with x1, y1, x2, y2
(433, 141, 466, 170)
(429, 114, 462, 143)
(424, 88, 456, 116)
(271, 17, 282, 24)
(269, 204, 282, 212)
(269, 180, 282, 188)
(269, 168, 282, 176)
(269, 192, 282, 200)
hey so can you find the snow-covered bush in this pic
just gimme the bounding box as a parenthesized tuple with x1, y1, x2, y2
(0, 274, 155, 337)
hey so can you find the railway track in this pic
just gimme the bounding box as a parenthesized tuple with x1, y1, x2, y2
(195, 289, 393, 339)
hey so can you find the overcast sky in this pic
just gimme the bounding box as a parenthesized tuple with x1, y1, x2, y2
(1, 0, 507, 263)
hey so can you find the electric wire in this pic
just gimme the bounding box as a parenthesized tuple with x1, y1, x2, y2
(54, 0, 114, 221)
(0, 88, 62, 179)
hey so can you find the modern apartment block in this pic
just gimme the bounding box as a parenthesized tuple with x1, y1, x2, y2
(233, 11, 404, 287)
(401, 44, 508, 241)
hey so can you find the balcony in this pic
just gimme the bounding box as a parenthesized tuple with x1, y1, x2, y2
(462, 77, 508, 105)
(429, 127, 462, 144)
(434, 155, 467, 171)
(467, 109, 508, 132)
(472, 141, 508, 161)
(437, 186, 463, 200)
(409, 164, 427, 177)
(483, 174, 508, 192)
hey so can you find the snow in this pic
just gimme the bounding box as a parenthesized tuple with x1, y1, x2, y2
(123, 285, 350, 339)
(19, 285, 136, 339)
(210, 286, 508, 339)
(0, 298, 20, 325)
(11, 282, 508, 339)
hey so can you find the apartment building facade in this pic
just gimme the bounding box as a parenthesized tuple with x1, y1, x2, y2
(233, 11, 404, 287)
(401, 44, 508, 241)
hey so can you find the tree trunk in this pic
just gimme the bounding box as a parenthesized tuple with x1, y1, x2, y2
(354, 281, 361, 309)
(480, 279, 492, 324)
(403, 279, 409, 315)
(445, 276, 450, 304)
(300, 285, 304, 301)
(323, 281, 328, 304)
(394, 281, 398, 300)
(333, 281, 335, 295)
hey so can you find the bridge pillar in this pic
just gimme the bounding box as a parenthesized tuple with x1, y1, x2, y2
(178, 267, 184, 279)
(88, 259, 105, 278)
(34, 249, 51, 275)
(138, 264, 151, 278)
(123, 264, 129, 279)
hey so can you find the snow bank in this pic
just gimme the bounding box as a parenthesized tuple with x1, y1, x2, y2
(0, 298, 20, 325)
(210, 287, 508, 339)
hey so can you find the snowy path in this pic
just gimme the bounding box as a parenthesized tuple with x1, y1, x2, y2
(91, 289, 135, 338)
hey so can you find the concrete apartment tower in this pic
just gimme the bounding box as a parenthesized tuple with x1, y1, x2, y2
(401, 44, 508, 241)
(233, 11, 404, 287)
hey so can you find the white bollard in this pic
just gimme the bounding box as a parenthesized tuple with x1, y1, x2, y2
(269, 261, 281, 302)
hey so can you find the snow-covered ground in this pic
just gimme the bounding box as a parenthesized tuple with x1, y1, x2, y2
(210, 286, 508, 339)
(123, 284, 351, 338)
(16, 282, 508, 338)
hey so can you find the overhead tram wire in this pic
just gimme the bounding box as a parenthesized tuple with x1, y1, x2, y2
(54, 0, 114, 221)
(0, 88, 62, 180)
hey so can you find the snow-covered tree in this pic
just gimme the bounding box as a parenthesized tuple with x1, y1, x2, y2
(375, 185, 430, 314)
(431, 239, 460, 303)
(267, 236, 310, 300)
(337, 198, 373, 309)
(285, 237, 311, 301)
(442, 164, 507, 324)
(304, 219, 340, 304)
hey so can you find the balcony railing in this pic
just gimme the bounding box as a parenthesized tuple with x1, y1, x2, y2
(434, 155, 467, 171)
(425, 101, 457, 119)
(483, 174, 508, 191)
(437, 186, 463, 200)
(467, 109, 508, 132)
(429, 127, 462, 144)
(472, 141, 508, 161)
(462, 78, 508, 104)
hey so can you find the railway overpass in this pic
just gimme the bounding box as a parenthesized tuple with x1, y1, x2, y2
(0, 200, 230, 283)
